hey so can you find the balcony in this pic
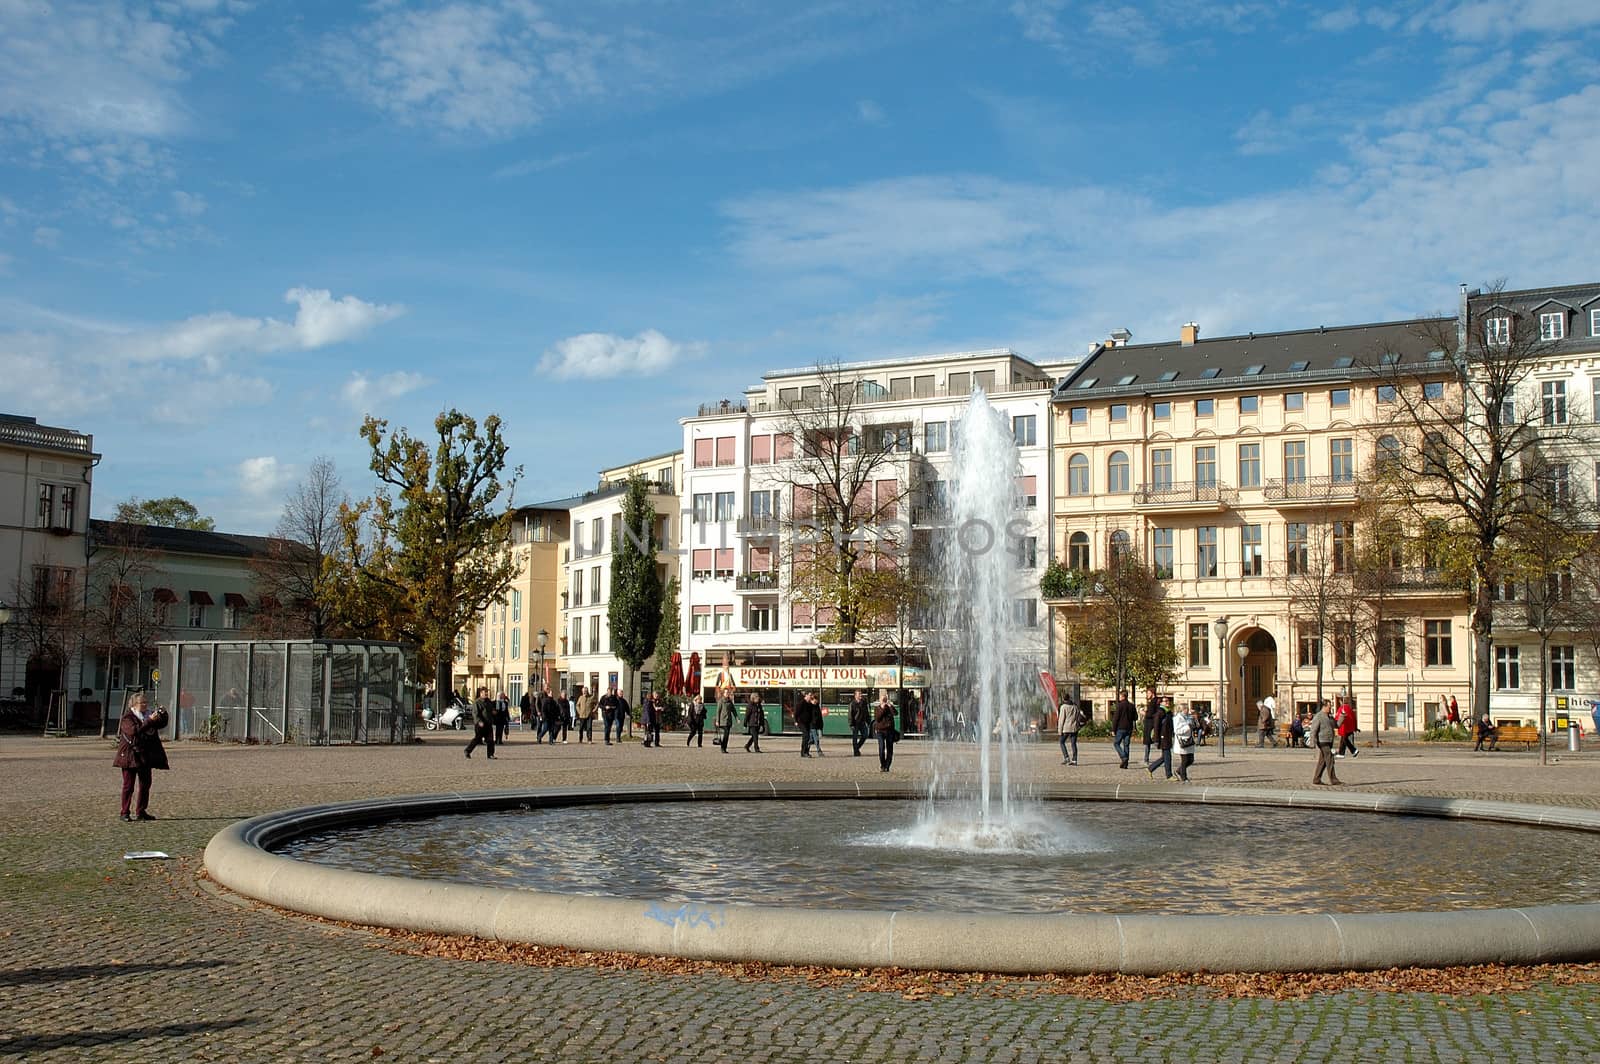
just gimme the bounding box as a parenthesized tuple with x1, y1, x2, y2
(1132, 480, 1236, 510)
(912, 505, 948, 526)
(1262, 475, 1360, 507)
(741, 516, 780, 536)
(735, 572, 780, 593)
(696, 399, 749, 417)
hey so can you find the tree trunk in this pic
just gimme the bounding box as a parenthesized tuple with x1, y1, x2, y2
(1471, 580, 1494, 722)
(1539, 634, 1549, 767)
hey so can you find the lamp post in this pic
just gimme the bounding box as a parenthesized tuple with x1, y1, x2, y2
(0, 600, 11, 705)
(1213, 617, 1228, 758)
(536, 628, 548, 693)
(1236, 643, 1250, 754)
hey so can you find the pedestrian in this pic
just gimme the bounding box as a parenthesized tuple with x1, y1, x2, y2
(1335, 697, 1358, 758)
(806, 692, 825, 756)
(796, 693, 817, 757)
(1289, 712, 1307, 748)
(1110, 689, 1137, 768)
(575, 686, 596, 743)
(1058, 697, 1081, 765)
(1145, 699, 1174, 780)
(1141, 689, 1161, 766)
(599, 687, 618, 745)
(539, 687, 562, 747)
(519, 688, 534, 732)
(1474, 712, 1500, 752)
(113, 691, 169, 821)
(848, 689, 872, 757)
(874, 696, 899, 772)
(686, 695, 706, 747)
(743, 694, 765, 752)
(465, 686, 497, 759)
(1310, 700, 1342, 784)
(644, 692, 664, 747)
(1173, 703, 1197, 782)
(714, 690, 736, 752)
(1447, 695, 1461, 725)
(617, 688, 633, 742)
(494, 691, 511, 744)
(1257, 695, 1279, 748)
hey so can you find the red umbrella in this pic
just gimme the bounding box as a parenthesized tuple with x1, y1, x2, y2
(666, 651, 684, 695)
(688, 652, 702, 697)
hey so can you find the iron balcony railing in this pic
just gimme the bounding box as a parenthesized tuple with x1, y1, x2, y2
(735, 572, 779, 591)
(1132, 480, 1237, 507)
(1262, 475, 1360, 504)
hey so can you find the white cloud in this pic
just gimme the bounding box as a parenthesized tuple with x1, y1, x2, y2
(1010, 0, 1276, 68)
(32, 226, 61, 248)
(171, 190, 208, 217)
(539, 329, 699, 379)
(490, 150, 591, 180)
(341, 370, 429, 409)
(856, 99, 886, 125)
(119, 287, 405, 364)
(237, 456, 292, 498)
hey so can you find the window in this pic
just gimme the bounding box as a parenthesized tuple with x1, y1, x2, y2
(1545, 462, 1571, 504)
(57, 486, 76, 530)
(1015, 475, 1038, 508)
(1241, 524, 1262, 576)
(189, 601, 207, 628)
(1424, 380, 1444, 400)
(714, 548, 734, 579)
(1424, 620, 1453, 666)
(1286, 522, 1308, 575)
(1068, 532, 1090, 571)
(1238, 443, 1260, 488)
(691, 608, 710, 635)
(591, 566, 602, 602)
(1330, 438, 1354, 483)
(1552, 646, 1576, 691)
(1592, 308, 1600, 337)
(1486, 316, 1510, 345)
(571, 618, 584, 655)
(914, 374, 935, 398)
(1283, 440, 1306, 483)
(1152, 528, 1173, 579)
(713, 606, 733, 633)
(1330, 388, 1350, 408)
(1540, 311, 1566, 341)
(1284, 392, 1304, 411)
(714, 491, 736, 522)
(1149, 448, 1173, 489)
(1011, 599, 1038, 628)
(1239, 395, 1258, 414)
(659, 466, 673, 494)
(1196, 526, 1217, 578)
(1153, 402, 1171, 419)
(748, 604, 775, 631)
(924, 421, 947, 453)
(1194, 446, 1216, 487)
(1495, 645, 1520, 690)
(592, 517, 605, 555)
(1107, 451, 1130, 493)
(1332, 521, 1354, 572)
(1195, 398, 1214, 417)
(1110, 403, 1128, 422)
(1542, 380, 1567, 425)
(1423, 431, 1449, 474)
(1067, 454, 1090, 495)
(889, 376, 911, 400)
(1498, 398, 1516, 426)
(1015, 535, 1038, 570)
(748, 490, 776, 529)
(1333, 622, 1355, 667)
(571, 570, 584, 605)
(691, 549, 713, 580)
(1298, 625, 1321, 668)
(511, 589, 522, 622)
(1069, 406, 1087, 425)
(715, 436, 736, 466)
(590, 614, 601, 653)
(1012, 415, 1037, 446)
(511, 628, 521, 660)
(1188, 623, 1211, 667)
(1379, 619, 1406, 666)
(693, 438, 714, 468)
(1376, 434, 1401, 472)
(1377, 384, 1396, 404)
(1109, 529, 1131, 564)
(35, 483, 53, 528)
(750, 435, 772, 465)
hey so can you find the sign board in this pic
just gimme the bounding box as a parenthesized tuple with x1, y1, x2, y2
(151, 669, 160, 684)
(724, 665, 927, 690)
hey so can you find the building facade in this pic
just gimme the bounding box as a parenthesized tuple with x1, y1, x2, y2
(452, 504, 569, 704)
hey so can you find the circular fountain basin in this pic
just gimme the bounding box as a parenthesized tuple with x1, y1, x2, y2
(205, 781, 1600, 974)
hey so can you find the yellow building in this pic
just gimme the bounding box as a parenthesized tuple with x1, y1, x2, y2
(453, 503, 569, 705)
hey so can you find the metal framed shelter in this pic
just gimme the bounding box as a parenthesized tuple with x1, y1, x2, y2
(155, 640, 416, 745)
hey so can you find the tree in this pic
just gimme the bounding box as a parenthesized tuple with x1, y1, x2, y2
(1348, 494, 1410, 745)
(765, 362, 915, 644)
(856, 559, 931, 714)
(1283, 517, 1351, 706)
(652, 575, 681, 679)
(1067, 557, 1179, 696)
(337, 410, 521, 700)
(609, 473, 664, 693)
(250, 457, 345, 638)
(1365, 284, 1569, 721)
(6, 561, 83, 724)
(85, 521, 166, 736)
(115, 496, 214, 531)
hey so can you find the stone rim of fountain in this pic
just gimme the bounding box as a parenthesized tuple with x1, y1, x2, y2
(204, 781, 1600, 974)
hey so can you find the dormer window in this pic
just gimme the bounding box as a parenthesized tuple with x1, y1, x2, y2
(1540, 311, 1566, 341)
(1592, 308, 1600, 337)
(1485, 316, 1511, 346)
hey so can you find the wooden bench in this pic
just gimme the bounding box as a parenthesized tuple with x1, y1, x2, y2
(1481, 724, 1539, 750)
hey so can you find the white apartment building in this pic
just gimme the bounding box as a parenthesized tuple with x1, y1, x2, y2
(676, 350, 1073, 720)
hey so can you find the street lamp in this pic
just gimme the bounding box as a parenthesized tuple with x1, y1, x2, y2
(1213, 617, 1228, 758)
(1236, 643, 1250, 753)
(536, 628, 548, 693)
(0, 601, 11, 705)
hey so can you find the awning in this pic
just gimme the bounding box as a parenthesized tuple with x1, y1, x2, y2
(224, 592, 248, 608)
(189, 590, 214, 606)
(152, 588, 177, 604)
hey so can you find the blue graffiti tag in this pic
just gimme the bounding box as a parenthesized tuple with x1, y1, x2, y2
(643, 902, 726, 931)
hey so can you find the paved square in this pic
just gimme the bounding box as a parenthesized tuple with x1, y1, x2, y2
(4, 732, 1600, 1062)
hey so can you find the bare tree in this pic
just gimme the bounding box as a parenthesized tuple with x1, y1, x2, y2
(1364, 284, 1569, 721)
(6, 560, 82, 725)
(1348, 493, 1411, 745)
(1284, 517, 1352, 706)
(85, 522, 167, 736)
(250, 456, 345, 638)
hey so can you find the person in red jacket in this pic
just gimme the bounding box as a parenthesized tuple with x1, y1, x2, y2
(1335, 697, 1358, 758)
(113, 691, 170, 821)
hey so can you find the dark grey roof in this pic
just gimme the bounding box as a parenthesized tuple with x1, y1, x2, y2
(89, 519, 283, 559)
(0, 413, 99, 458)
(1467, 282, 1600, 351)
(1053, 317, 1451, 402)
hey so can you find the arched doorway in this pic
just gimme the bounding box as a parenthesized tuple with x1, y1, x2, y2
(24, 654, 64, 726)
(1229, 629, 1277, 727)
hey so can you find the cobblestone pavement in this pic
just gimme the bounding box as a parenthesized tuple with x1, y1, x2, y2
(5, 732, 1600, 1062)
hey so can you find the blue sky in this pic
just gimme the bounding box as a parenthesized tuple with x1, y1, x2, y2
(3, 0, 1598, 532)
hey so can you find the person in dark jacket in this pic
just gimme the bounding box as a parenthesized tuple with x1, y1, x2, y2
(557, 690, 572, 743)
(743, 694, 765, 752)
(1141, 689, 1162, 766)
(685, 695, 706, 747)
(714, 692, 736, 752)
(519, 690, 534, 731)
(539, 688, 562, 746)
(1110, 690, 1138, 769)
(848, 690, 871, 756)
(493, 692, 511, 744)
(1145, 699, 1174, 780)
(465, 687, 497, 759)
(795, 695, 816, 757)
(113, 691, 170, 821)
(599, 688, 619, 744)
(873, 697, 898, 772)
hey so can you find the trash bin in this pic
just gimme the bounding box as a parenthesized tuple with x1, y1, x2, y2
(1570, 724, 1582, 752)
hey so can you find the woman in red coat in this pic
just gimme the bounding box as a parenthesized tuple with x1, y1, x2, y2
(113, 691, 170, 821)
(1335, 699, 1358, 758)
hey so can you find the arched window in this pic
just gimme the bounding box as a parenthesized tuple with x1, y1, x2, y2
(1376, 434, 1401, 473)
(1109, 529, 1131, 564)
(1067, 453, 1090, 495)
(1107, 450, 1130, 493)
(1068, 531, 1090, 571)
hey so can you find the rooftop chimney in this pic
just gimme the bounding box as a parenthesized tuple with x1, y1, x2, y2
(1180, 322, 1200, 346)
(1108, 328, 1132, 347)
